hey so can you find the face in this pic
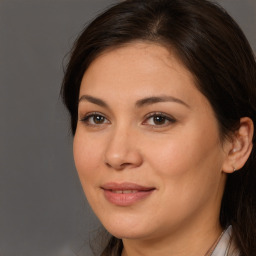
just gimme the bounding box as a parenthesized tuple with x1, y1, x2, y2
(73, 42, 229, 241)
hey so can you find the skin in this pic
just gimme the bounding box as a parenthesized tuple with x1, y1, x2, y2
(73, 42, 236, 256)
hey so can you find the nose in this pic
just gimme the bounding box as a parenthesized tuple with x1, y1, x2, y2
(104, 127, 143, 170)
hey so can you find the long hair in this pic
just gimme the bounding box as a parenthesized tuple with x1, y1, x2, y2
(61, 0, 256, 255)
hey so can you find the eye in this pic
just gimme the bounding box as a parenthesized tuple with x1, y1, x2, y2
(143, 112, 176, 127)
(80, 112, 110, 126)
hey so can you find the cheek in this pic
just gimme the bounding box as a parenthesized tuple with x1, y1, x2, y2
(143, 132, 205, 174)
(73, 131, 104, 187)
(142, 131, 224, 220)
(73, 131, 108, 212)
(143, 124, 224, 190)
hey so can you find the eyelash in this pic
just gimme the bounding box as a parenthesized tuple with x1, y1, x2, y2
(143, 112, 176, 127)
(80, 112, 110, 126)
(79, 112, 176, 128)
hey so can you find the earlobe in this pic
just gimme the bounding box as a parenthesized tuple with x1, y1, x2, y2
(222, 117, 254, 174)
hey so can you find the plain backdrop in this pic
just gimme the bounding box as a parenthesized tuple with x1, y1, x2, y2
(0, 0, 255, 255)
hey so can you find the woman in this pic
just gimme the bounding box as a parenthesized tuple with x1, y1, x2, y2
(61, 0, 256, 255)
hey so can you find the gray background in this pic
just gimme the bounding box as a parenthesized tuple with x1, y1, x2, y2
(0, 0, 255, 256)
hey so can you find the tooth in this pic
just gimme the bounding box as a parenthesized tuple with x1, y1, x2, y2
(113, 190, 123, 194)
(123, 190, 133, 194)
(112, 190, 138, 194)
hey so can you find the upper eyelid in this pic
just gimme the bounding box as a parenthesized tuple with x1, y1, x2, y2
(79, 111, 110, 121)
(144, 112, 176, 120)
(79, 112, 111, 127)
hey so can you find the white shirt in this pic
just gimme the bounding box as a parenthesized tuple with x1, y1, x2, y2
(211, 226, 240, 256)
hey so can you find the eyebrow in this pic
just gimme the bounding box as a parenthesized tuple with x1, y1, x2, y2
(135, 96, 190, 108)
(78, 95, 190, 108)
(79, 95, 109, 108)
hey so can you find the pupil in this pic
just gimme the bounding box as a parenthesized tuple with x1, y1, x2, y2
(94, 115, 104, 124)
(154, 116, 165, 124)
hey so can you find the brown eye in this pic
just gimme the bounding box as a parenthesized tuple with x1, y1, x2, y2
(153, 116, 166, 125)
(93, 115, 106, 124)
(143, 112, 176, 127)
(80, 113, 110, 126)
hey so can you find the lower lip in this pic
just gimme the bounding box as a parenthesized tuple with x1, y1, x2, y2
(103, 189, 155, 206)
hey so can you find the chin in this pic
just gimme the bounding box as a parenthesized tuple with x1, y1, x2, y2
(106, 227, 150, 240)
(99, 214, 155, 240)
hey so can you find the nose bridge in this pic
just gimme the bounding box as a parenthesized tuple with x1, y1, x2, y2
(104, 123, 142, 170)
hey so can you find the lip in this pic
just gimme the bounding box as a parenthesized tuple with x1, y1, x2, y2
(101, 182, 155, 206)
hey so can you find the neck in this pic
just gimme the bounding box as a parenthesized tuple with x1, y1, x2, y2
(121, 221, 223, 256)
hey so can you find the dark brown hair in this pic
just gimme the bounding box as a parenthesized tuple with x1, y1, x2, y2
(61, 0, 256, 255)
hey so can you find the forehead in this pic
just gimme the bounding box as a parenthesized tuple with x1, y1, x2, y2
(80, 42, 196, 97)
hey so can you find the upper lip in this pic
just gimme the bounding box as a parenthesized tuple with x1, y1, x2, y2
(101, 182, 155, 191)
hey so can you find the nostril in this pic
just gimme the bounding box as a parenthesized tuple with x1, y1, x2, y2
(120, 162, 132, 167)
(105, 162, 112, 168)
(105, 161, 132, 170)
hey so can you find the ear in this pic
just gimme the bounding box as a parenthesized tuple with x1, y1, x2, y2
(222, 117, 254, 173)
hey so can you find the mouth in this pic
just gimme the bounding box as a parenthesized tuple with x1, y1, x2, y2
(100, 182, 156, 206)
(110, 190, 141, 194)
